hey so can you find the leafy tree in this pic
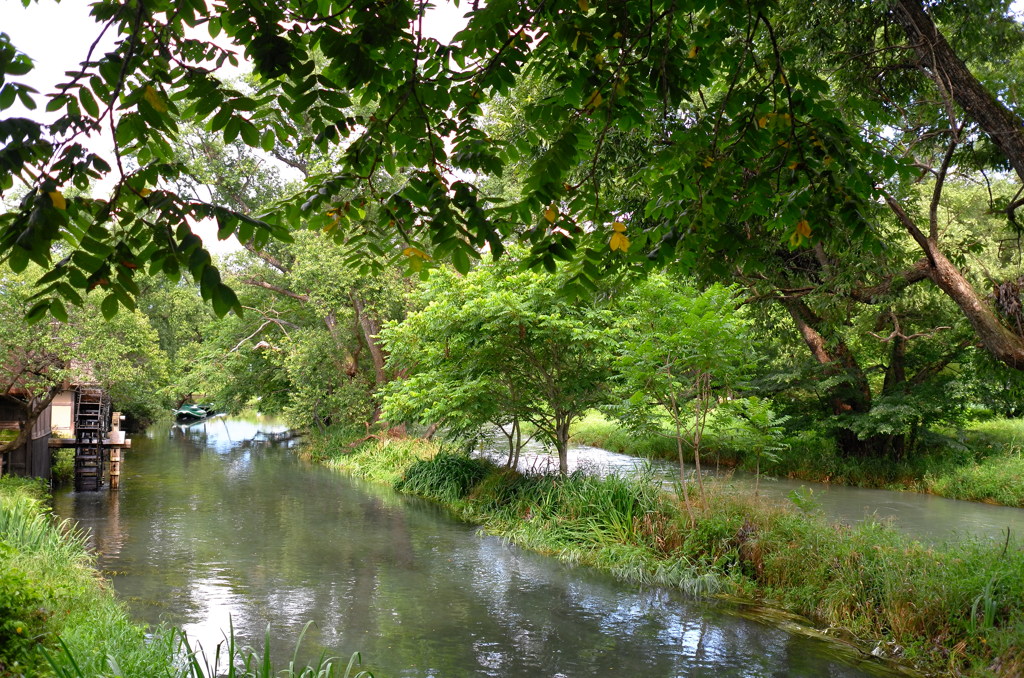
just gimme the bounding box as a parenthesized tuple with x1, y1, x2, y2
(719, 397, 790, 494)
(612, 277, 750, 514)
(382, 259, 615, 474)
(0, 267, 171, 460)
(4, 0, 1024, 387)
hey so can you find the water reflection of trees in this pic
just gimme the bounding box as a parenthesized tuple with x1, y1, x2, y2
(65, 420, 887, 678)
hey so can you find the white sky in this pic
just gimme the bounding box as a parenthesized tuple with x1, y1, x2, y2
(0, 0, 469, 254)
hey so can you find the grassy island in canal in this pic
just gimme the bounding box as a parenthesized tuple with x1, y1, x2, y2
(307, 431, 1024, 678)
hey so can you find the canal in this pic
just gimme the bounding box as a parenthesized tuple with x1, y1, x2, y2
(55, 416, 908, 676)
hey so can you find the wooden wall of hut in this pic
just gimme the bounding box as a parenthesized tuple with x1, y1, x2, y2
(1, 400, 52, 480)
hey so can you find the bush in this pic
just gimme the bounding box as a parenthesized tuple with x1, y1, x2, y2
(0, 545, 47, 675)
(0, 476, 48, 503)
(395, 453, 495, 503)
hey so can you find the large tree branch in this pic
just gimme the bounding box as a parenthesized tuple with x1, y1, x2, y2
(885, 195, 935, 264)
(242, 241, 290, 274)
(885, 195, 1024, 369)
(778, 296, 872, 415)
(848, 258, 931, 303)
(240, 278, 309, 302)
(350, 292, 388, 386)
(893, 0, 1024, 184)
(910, 339, 972, 386)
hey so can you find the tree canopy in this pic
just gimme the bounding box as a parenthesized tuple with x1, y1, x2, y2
(3, 0, 1024, 378)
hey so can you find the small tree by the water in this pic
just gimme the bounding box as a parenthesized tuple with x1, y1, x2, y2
(380, 259, 615, 473)
(612, 277, 752, 520)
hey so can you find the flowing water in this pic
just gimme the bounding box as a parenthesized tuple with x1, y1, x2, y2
(53, 416, 908, 677)
(491, 440, 1024, 544)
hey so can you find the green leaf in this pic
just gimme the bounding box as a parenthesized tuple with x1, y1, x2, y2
(452, 247, 471, 275)
(79, 87, 100, 117)
(49, 299, 68, 322)
(260, 129, 275, 151)
(9, 246, 29, 273)
(101, 294, 118, 320)
(25, 300, 48, 325)
(240, 120, 259, 147)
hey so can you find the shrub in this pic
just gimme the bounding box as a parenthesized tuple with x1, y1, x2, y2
(0, 545, 48, 675)
(395, 452, 494, 503)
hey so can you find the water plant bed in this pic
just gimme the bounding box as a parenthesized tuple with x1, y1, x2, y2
(309, 433, 1024, 678)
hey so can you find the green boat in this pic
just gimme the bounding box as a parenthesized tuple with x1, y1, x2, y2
(173, 403, 215, 421)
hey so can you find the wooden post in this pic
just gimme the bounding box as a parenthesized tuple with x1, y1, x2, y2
(108, 412, 124, 490)
(109, 448, 120, 489)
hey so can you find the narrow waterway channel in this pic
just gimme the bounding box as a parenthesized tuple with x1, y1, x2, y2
(495, 440, 1024, 544)
(53, 416, 908, 677)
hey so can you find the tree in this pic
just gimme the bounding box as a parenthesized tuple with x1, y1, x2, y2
(381, 259, 615, 474)
(0, 267, 171, 462)
(612, 277, 751, 516)
(3, 0, 1024, 378)
(0, 0, 879, 310)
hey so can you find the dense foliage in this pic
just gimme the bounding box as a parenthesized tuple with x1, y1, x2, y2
(3, 0, 1024, 380)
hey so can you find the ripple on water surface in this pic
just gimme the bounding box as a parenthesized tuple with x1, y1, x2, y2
(55, 417, 906, 677)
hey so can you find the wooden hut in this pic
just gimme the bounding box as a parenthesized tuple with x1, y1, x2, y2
(0, 395, 53, 480)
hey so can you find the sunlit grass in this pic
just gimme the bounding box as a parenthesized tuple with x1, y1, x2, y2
(571, 410, 1024, 507)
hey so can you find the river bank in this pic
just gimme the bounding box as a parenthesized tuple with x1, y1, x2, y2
(307, 431, 1024, 678)
(569, 412, 1024, 508)
(0, 476, 174, 676)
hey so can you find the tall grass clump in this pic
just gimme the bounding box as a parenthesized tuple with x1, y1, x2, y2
(44, 621, 375, 678)
(395, 452, 494, 503)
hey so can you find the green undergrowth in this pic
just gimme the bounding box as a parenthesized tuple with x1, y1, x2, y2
(302, 429, 439, 484)
(570, 411, 1024, 507)
(314, 433, 1024, 677)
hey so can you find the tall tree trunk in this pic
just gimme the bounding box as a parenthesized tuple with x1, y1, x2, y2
(887, 198, 1024, 369)
(888, 2, 1024, 371)
(555, 415, 570, 475)
(893, 0, 1024, 184)
(350, 292, 388, 386)
(779, 297, 889, 457)
(779, 297, 872, 415)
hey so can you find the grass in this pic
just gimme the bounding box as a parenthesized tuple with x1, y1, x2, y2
(302, 429, 441, 485)
(311, 428, 1024, 677)
(52, 447, 75, 485)
(571, 410, 1024, 507)
(45, 623, 373, 678)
